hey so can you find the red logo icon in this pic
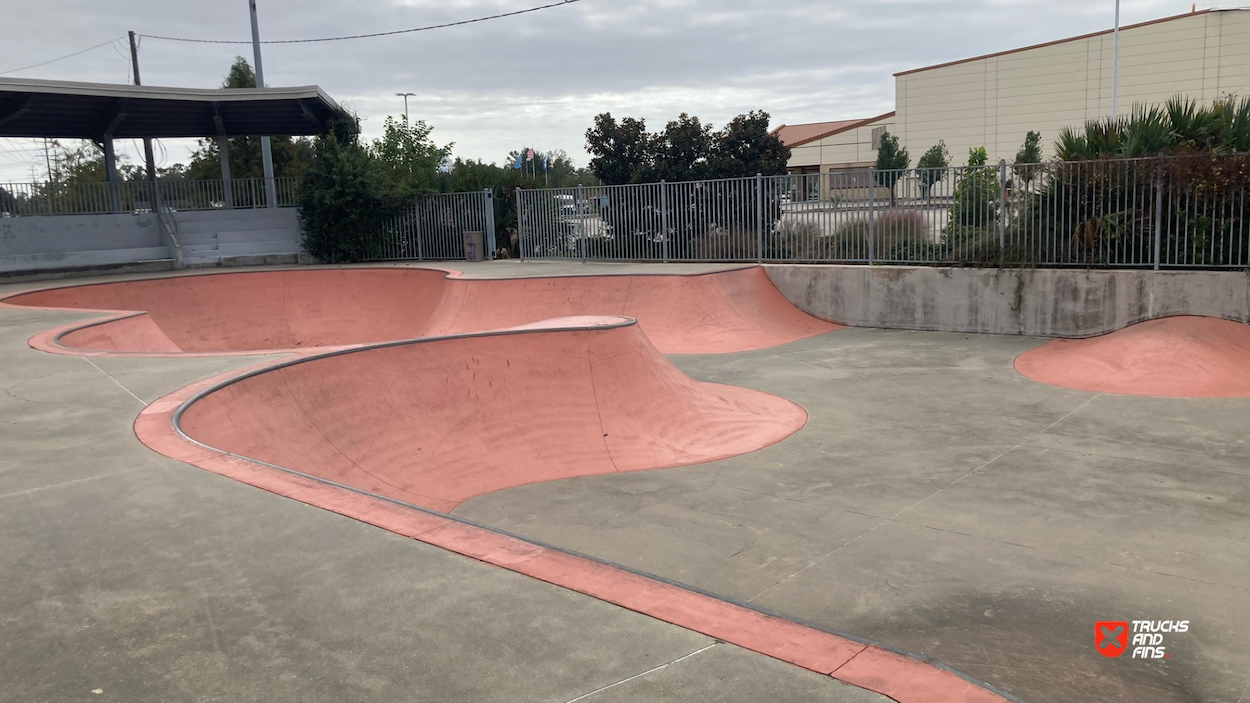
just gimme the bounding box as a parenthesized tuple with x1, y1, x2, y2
(1096, 621, 1129, 658)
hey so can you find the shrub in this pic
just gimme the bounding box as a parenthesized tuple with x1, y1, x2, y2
(916, 141, 950, 196)
(691, 226, 762, 261)
(773, 219, 823, 260)
(1013, 131, 1043, 183)
(946, 147, 1000, 242)
(798, 209, 933, 261)
(1056, 96, 1250, 160)
(299, 136, 404, 263)
(875, 130, 910, 206)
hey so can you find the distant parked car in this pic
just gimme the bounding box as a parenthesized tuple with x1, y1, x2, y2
(553, 194, 576, 215)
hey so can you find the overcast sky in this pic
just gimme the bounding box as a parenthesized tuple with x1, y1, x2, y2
(0, 0, 1214, 180)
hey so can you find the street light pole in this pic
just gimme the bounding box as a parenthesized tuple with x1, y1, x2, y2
(396, 92, 415, 125)
(249, 0, 277, 208)
(1111, 0, 1121, 120)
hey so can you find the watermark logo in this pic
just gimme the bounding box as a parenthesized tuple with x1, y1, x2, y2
(1097, 620, 1188, 659)
(1096, 621, 1129, 658)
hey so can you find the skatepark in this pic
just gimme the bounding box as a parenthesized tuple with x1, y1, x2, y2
(1, 261, 1247, 703)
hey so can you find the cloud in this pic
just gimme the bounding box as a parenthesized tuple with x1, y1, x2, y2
(0, 0, 1199, 178)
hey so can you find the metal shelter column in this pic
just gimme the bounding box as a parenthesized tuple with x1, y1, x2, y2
(249, 0, 278, 209)
(103, 138, 121, 213)
(218, 136, 234, 209)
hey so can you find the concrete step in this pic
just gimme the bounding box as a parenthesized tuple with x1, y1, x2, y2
(183, 243, 220, 254)
(1, 247, 173, 273)
(218, 240, 303, 257)
(175, 210, 298, 234)
(217, 228, 300, 245)
(181, 255, 222, 267)
(94, 246, 173, 263)
(221, 253, 301, 267)
(178, 232, 219, 244)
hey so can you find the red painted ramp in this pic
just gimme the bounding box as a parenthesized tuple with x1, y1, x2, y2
(2, 266, 839, 356)
(177, 317, 807, 512)
(5, 268, 449, 353)
(423, 267, 838, 354)
(1015, 316, 1250, 397)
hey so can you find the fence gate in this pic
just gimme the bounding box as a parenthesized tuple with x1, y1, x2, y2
(370, 189, 496, 261)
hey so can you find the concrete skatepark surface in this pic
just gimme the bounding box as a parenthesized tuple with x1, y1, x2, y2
(1015, 315, 1250, 397)
(3, 261, 1248, 703)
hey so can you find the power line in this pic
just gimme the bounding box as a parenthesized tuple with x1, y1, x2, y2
(0, 36, 127, 76)
(138, 0, 585, 44)
(109, 37, 134, 83)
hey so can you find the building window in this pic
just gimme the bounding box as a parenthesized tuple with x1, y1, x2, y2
(871, 126, 885, 151)
(828, 168, 865, 189)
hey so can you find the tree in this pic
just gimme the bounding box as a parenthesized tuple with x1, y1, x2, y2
(707, 111, 789, 179)
(874, 130, 910, 205)
(541, 149, 599, 186)
(585, 114, 653, 185)
(499, 148, 597, 187)
(0, 185, 16, 214)
(648, 113, 713, 181)
(1013, 131, 1043, 182)
(223, 56, 256, 89)
(1015, 131, 1042, 164)
(44, 140, 109, 184)
(583, 110, 790, 258)
(585, 110, 790, 185)
(299, 134, 398, 263)
(184, 57, 313, 181)
(369, 115, 452, 193)
(947, 146, 999, 236)
(915, 140, 949, 196)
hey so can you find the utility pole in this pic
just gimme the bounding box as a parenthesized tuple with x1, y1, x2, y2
(128, 31, 160, 205)
(1111, 0, 1121, 119)
(42, 138, 52, 183)
(42, 138, 53, 214)
(249, 0, 277, 208)
(396, 92, 415, 125)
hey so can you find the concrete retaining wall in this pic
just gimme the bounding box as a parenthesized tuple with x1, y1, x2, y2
(0, 208, 303, 273)
(766, 265, 1250, 338)
(0, 211, 168, 271)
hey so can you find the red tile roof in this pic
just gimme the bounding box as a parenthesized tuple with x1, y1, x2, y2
(771, 113, 895, 148)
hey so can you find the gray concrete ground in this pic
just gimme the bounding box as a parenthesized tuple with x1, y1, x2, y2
(4, 263, 1248, 703)
(458, 327, 1250, 703)
(0, 282, 885, 703)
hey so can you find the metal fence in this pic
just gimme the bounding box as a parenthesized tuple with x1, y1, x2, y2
(0, 177, 302, 216)
(368, 189, 496, 261)
(517, 153, 1250, 269)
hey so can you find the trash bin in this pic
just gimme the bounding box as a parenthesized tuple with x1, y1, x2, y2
(463, 230, 485, 262)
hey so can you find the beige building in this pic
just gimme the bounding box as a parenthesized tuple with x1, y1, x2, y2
(773, 113, 895, 173)
(780, 8, 1250, 175)
(771, 113, 894, 198)
(896, 8, 1250, 164)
